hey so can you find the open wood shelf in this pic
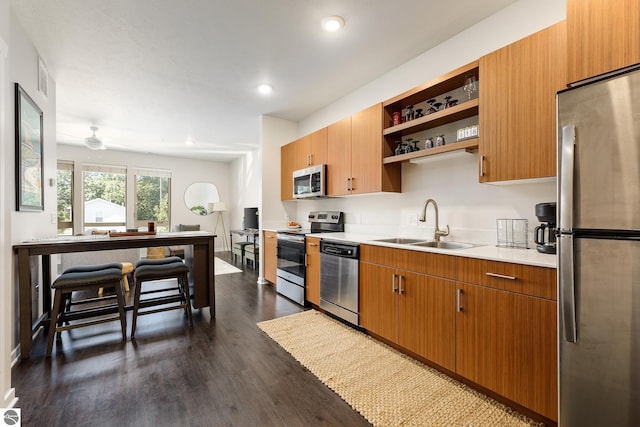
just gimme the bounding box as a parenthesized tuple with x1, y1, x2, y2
(383, 138, 478, 164)
(383, 99, 478, 138)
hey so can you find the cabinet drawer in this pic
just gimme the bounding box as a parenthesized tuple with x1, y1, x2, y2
(457, 257, 556, 300)
(360, 244, 456, 279)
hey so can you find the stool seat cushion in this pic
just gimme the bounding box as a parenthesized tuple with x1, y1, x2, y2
(63, 262, 124, 274)
(52, 268, 123, 289)
(135, 256, 183, 268)
(134, 261, 189, 280)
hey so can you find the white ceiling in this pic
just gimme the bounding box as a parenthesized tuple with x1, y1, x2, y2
(11, 0, 517, 162)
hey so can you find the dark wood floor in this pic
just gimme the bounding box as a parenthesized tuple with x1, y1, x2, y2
(12, 253, 371, 427)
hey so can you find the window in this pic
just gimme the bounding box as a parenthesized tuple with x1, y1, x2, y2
(134, 168, 171, 231)
(82, 164, 127, 232)
(56, 161, 74, 235)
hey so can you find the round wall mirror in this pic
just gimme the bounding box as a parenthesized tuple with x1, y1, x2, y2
(184, 182, 220, 216)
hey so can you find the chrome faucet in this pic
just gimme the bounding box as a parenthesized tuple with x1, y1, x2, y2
(418, 198, 450, 241)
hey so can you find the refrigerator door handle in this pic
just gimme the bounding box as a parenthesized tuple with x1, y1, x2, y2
(559, 125, 575, 232)
(560, 234, 577, 343)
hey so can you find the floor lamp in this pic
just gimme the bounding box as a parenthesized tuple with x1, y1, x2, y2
(211, 202, 229, 251)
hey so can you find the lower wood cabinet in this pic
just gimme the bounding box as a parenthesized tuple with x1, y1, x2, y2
(455, 258, 558, 421)
(263, 231, 277, 284)
(360, 247, 456, 371)
(359, 244, 558, 422)
(305, 237, 321, 305)
(455, 281, 557, 421)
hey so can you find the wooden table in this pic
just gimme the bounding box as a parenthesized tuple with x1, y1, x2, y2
(13, 231, 216, 359)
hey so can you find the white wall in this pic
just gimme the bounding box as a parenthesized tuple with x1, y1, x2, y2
(57, 144, 232, 248)
(257, 115, 297, 282)
(264, 0, 565, 246)
(2, 5, 56, 407)
(0, 12, 15, 408)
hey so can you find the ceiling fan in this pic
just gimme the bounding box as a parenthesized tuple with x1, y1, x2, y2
(85, 126, 106, 150)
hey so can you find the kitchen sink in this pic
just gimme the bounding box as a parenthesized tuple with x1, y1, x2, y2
(409, 241, 479, 250)
(372, 237, 429, 244)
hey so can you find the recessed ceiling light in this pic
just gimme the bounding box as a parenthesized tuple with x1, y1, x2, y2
(185, 140, 194, 146)
(258, 84, 273, 95)
(321, 15, 345, 32)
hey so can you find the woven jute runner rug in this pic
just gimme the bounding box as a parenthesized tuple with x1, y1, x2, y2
(257, 310, 542, 427)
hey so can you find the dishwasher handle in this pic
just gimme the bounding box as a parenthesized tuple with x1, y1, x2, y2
(320, 240, 359, 259)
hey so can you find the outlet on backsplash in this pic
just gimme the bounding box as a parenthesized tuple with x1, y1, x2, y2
(408, 213, 418, 226)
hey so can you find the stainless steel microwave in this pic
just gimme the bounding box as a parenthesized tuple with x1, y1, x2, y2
(293, 164, 326, 199)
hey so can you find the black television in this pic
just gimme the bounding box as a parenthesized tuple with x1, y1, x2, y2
(243, 207, 258, 230)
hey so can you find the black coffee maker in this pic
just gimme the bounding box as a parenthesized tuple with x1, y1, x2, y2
(534, 202, 557, 254)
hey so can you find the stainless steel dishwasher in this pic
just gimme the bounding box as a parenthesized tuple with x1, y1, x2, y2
(319, 240, 359, 326)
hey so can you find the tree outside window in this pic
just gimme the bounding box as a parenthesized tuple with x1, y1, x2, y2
(57, 161, 73, 235)
(134, 170, 171, 231)
(83, 165, 127, 232)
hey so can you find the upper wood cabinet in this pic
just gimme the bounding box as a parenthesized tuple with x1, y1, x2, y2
(326, 104, 401, 196)
(350, 103, 401, 195)
(567, 0, 640, 84)
(263, 231, 278, 284)
(327, 117, 352, 196)
(297, 127, 328, 168)
(280, 142, 297, 201)
(479, 21, 567, 183)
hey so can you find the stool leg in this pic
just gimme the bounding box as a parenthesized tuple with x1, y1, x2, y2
(131, 278, 143, 339)
(114, 279, 127, 341)
(46, 290, 63, 358)
(181, 272, 193, 327)
(122, 274, 130, 292)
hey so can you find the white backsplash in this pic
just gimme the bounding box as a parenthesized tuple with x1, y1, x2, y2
(288, 153, 556, 247)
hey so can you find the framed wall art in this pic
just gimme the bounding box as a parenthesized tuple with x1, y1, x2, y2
(15, 83, 44, 211)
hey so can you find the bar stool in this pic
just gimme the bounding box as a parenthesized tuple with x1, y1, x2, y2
(46, 263, 127, 358)
(131, 256, 193, 338)
(232, 241, 252, 264)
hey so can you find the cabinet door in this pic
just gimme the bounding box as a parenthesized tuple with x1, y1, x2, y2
(309, 127, 327, 166)
(296, 128, 328, 168)
(351, 104, 401, 194)
(397, 272, 456, 371)
(359, 262, 398, 341)
(263, 231, 278, 284)
(567, 0, 640, 84)
(479, 21, 567, 182)
(305, 237, 321, 305)
(327, 117, 352, 196)
(455, 283, 558, 421)
(280, 142, 297, 200)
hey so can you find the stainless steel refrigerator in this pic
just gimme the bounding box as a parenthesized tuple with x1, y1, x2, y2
(557, 67, 640, 426)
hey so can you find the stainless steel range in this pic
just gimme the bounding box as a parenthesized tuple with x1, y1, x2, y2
(276, 211, 344, 305)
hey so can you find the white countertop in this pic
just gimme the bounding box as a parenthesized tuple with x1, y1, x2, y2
(306, 232, 557, 269)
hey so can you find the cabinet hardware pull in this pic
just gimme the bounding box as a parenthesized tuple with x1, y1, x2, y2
(308, 243, 318, 247)
(457, 289, 463, 312)
(351, 177, 355, 191)
(392, 274, 398, 293)
(480, 155, 485, 177)
(304, 254, 308, 266)
(398, 275, 404, 295)
(485, 272, 516, 280)
(347, 178, 351, 191)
